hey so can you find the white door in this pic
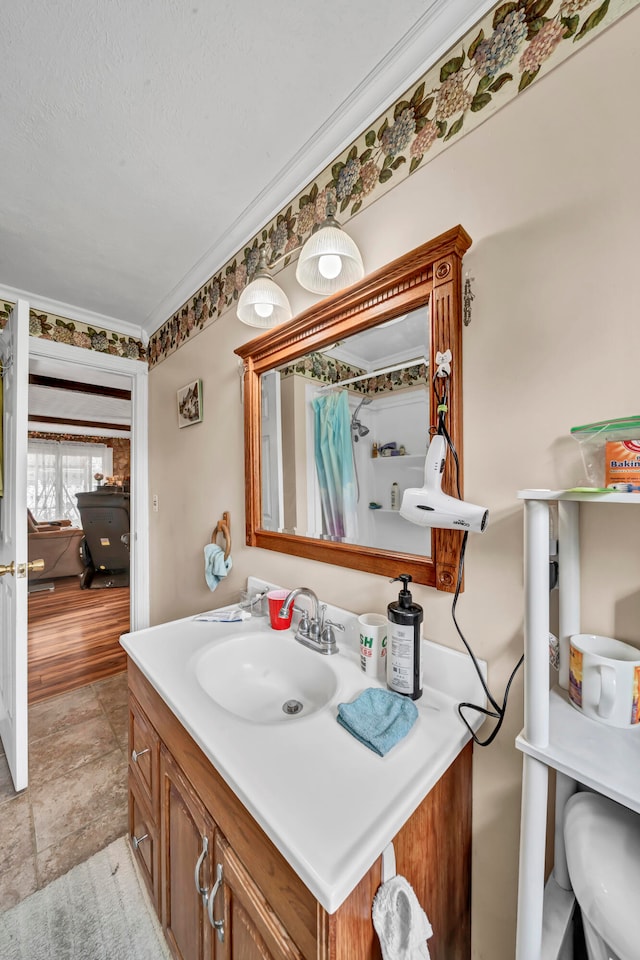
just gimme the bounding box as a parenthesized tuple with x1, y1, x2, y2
(0, 300, 30, 791)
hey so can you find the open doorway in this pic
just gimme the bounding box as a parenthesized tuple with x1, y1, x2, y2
(27, 356, 132, 702)
(25, 338, 149, 704)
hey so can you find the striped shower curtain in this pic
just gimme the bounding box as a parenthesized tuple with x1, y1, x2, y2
(311, 390, 357, 541)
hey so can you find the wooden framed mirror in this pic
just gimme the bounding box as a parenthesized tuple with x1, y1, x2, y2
(235, 225, 471, 590)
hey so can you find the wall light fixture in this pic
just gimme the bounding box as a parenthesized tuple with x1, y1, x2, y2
(295, 195, 364, 296)
(236, 247, 293, 329)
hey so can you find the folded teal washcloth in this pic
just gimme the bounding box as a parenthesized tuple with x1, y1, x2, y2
(204, 543, 232, 591)
(337, 688, 418, 756)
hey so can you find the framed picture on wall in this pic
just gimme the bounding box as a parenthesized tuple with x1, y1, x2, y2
(177, 379, 203, 428)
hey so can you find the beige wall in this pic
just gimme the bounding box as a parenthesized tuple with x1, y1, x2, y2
(148, 11, 640, 957)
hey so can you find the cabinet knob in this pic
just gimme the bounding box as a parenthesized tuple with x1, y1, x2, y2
(131, 747, 150, 763)
(207, 863, 225, 942)
(131, 832, 148, 850)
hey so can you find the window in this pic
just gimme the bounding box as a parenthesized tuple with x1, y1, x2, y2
(27, 440, 113, 525)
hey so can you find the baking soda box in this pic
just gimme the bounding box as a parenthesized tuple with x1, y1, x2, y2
(605, 439, 640, 490)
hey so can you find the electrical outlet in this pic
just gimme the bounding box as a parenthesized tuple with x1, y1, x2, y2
(152, 494, 159, 512)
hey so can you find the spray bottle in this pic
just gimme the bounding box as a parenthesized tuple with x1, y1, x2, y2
(386, 574, 423, 700)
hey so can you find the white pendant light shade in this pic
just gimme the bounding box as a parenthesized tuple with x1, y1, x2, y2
(296, 199, 364, 296)
(237, 249, 292, 328)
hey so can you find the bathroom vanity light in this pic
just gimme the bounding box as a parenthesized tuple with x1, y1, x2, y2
(236, 247, 293, 329)
(296, 195, 364, 296)
(237, 195, 364, 326)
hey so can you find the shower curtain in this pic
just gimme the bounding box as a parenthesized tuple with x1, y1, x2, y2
(312, 390, 357, 540)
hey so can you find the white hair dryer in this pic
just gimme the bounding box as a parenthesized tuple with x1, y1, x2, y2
(399, 434, 489, 533)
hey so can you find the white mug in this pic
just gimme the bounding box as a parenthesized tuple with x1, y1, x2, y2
(569, 634, 640, 729)
(358, 614, 387, 681)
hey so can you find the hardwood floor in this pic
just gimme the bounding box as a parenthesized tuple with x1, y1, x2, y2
(28, 576, 129, 704)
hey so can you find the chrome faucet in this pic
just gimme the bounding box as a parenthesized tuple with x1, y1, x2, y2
(278, 587, 343, 655)
(279, 587, 320, 635)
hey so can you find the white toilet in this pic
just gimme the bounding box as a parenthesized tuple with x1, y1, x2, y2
(564, 792, 640, 960)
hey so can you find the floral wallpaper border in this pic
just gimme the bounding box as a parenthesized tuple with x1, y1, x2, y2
(0, 302, 146, 361)
(281, 352, 428, 396)
(148, 0, 638, 369)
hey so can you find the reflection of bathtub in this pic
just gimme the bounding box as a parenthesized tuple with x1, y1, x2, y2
(347, 389, 430, 552)
(359, 510, 431, 555)
(356, 456, 431, 554)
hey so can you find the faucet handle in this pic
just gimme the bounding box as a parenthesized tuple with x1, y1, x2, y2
(298, 609, 311, 637)
(303, 602, 323, 641)
(321, 619, 344, 651)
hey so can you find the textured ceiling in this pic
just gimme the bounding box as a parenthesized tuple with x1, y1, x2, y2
(3, 1, 492, 336)
(28, 384, 131, 430)
(325, 308, 429, 371)
(28, 353, 132, 434)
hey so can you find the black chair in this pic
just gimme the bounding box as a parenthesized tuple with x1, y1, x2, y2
(76, 489, 130, 588)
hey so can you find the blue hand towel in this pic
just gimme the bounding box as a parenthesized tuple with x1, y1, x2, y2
(337, 688, 418, 756)
(204, 543, 232, 591)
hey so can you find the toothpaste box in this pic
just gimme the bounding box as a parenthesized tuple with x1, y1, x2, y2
(605, 440, 640, 491)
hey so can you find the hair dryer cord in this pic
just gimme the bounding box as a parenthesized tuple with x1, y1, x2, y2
(429, 371, 523, 745)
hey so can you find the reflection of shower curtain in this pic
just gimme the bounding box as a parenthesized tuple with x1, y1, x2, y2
(312, 391, 357, 540)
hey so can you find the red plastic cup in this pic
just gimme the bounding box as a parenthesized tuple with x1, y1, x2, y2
(267, 590, 293, 630)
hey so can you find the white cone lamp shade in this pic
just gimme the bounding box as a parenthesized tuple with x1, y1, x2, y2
(237, 250, 292, 328)
(296, 207, 364, 296)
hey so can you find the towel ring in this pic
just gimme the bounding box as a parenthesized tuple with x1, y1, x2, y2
(211, 511, 231, 561)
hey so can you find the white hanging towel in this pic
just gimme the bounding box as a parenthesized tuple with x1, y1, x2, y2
(372, 875, 433, 960)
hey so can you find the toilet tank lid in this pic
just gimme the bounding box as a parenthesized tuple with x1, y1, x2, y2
(564, 792, 640, 960)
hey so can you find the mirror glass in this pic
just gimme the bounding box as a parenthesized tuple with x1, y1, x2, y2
(236, 225, 471, 590)
(260, 306, 431, 556)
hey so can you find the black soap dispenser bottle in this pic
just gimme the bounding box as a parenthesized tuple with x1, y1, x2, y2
(387, 575, 423, 700)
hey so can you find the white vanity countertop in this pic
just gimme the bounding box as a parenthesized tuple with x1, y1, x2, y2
(121, 583, 485, 914)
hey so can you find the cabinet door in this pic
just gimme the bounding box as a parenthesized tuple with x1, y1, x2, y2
(129, 774, 160, 912)
(212, 834, 304, 960)
(161, 748, 215, 960)
(129, 692, 159, 817)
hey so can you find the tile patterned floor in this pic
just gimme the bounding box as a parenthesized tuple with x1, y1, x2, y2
(0, 671, 129, 912)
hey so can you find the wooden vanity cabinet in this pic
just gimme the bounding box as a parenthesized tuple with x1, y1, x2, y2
(127, 659, 472, 960)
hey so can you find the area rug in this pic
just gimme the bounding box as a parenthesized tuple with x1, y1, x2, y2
(0, 836, 172, 960)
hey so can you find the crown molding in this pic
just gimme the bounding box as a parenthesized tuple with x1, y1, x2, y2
(143, 0, 495, 336)
(0, 282, 146, 343)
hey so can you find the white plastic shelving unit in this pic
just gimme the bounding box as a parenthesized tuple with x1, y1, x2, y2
(515, 489, 640, 960)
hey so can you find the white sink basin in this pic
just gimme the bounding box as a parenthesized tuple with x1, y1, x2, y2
(195, 630, 339, 723)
